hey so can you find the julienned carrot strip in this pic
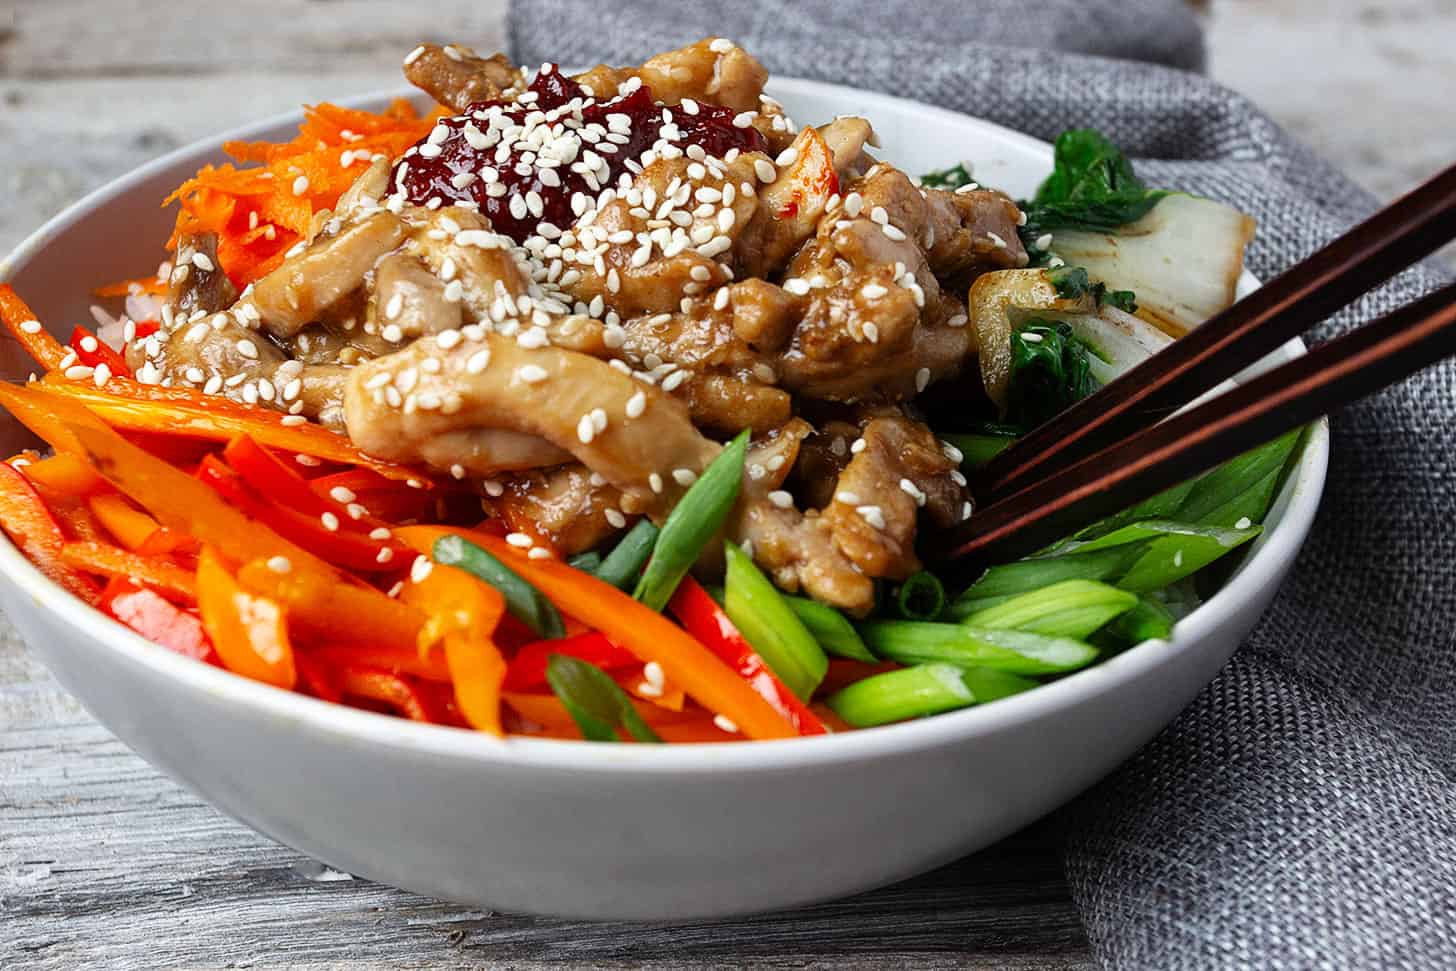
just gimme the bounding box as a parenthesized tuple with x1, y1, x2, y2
(502, 692, 708, 729)
(35, 375, 419, 480)
(61, 541, 198, 604)
(0, 462, 101, 603)
(38, 391, 339, 578)
(336, 666, 442, 723)
(401, 563, 508, 736)
(235, 558, 423, 654)
(0, 286, 67, 370)
(395, 526, 798, 741)
(88, 493, 167, 551)
(20, 453, 107, 497)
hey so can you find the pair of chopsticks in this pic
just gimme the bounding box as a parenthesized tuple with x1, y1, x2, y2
(936, 161, 1456, 566)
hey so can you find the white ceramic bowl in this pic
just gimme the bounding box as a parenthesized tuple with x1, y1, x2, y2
(0, 78, 1327, 920)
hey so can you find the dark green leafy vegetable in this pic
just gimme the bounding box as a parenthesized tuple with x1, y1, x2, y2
(962, 579, 1137, 639)
(545, 654, 661, 743)
(861, 620, 1100, 675)
(1019, 129, 1167, 243)
(632, 430, 748, 611)
(434, 534, 565, 639)
(1005, 320, 1097, 429)
(1045, 265, 1138, 312)
(939, 431, 1016, 469)
(593, 518, 659, 590)
(826, 663, 1036, 727)
(784, 595, 876, 662)
(919, 162, 975, 189)
(1173, 429, 1303, 527)
(896, 571, 946, 621)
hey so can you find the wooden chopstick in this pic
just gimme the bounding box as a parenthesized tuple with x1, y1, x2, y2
(934, 280, 1456, 568)
(975, 160, 1456, 505)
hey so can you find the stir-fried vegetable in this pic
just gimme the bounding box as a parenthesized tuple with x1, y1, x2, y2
(432, 534, 565, 640)
(1018, 129, 1168, 243)
(633, 431, 747, 611)
(960, 580, 1137, 640)
(546, 654, 662, 743)
(862, 620, 1100, 675)
(723, 540, 829, 700)
(593, 518, 660, 590)
(895, 571, 947, 621)
(783, 595, 877, 662)
(827, 664, 1036, 728)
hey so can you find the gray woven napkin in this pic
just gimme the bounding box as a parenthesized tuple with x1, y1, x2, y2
(512, 2, 1456, 967)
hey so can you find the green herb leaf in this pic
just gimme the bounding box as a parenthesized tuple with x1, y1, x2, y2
(1020, 129, 1168, 242)
(545, 654, 661, 743)
(919, 162, 976, 189)
(1005, 320, 1098, 429)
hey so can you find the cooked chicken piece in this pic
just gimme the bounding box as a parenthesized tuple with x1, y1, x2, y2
(369, 253, 462, 339)
(168, 233, 237, 318)
(637, 38, 768, 112)
(790, 418, 859, 510)
(292, 363, 351, 431)
(573, 38, 768, 113)
(561, 153, 760, 319)
(725, 278, 798, 352)
(403, 43, 523, 113)
(724, 420, 875, 614)
(735, 126, 841, 280)
(496, 464, 627, 555)
(820, 415, 967, 580)
(679, 373, 791, 436)
(128, 307, 284, 396)
(247, 213, 407, 339)
(345, 332, 719, 507)
(923, 188, 1029, 279)
(817, 116, 877, 181)
(407, 428, 573, 473)
(334, 158, 392, 219)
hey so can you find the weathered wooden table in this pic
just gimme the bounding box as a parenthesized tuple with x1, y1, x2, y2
(3, 1, 1451, 966)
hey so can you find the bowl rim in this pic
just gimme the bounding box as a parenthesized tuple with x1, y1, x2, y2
(0, 75, 1329, 774)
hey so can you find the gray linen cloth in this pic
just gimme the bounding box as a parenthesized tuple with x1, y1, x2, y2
(512, 2, 1456, 967)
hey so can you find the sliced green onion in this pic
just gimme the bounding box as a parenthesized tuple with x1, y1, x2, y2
(545, 654, 660, 743)
(939, 432, 1016, 469)
(861, 620, 1099, 675)
(1060, 519, 1262, 593)
(826, 663, 1036, 727)
(947, 543, 1148, 618)
(434, 534, 564, 639)
(784, 595, 876, 661)
(593, 518, 659, 590)
(566, 550, 603, 573)
(1174, 429, 1301, 527)
(632, 430, 748, 611)
(896, 571, 946, 620)
(963, 579, 1137, 639)
(1104, 595, 1176, 644)
(723, 540, 828, 699)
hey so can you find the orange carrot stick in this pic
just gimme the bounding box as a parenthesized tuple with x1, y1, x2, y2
(197, 545, 296, 689)
(60, 541, 198, 604)
(0, 285, 67, 370)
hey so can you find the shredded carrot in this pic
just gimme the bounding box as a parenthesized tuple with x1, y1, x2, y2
(165, 100, 437, 288)
(93, 275, 167, 299)
(0, 286, 67, 370)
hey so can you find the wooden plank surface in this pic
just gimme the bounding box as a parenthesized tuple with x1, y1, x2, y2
(2, 1, 1452, 967)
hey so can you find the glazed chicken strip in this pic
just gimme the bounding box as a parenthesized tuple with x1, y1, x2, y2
(344, 331, 719, 507)
(495, 464, 630, 555)
(820, 415, 968, 580)
(403, 43, 524, 113)
(167, 233, 237, 317)
(247, 213, 407, 339)
(573, 37, 768, 113)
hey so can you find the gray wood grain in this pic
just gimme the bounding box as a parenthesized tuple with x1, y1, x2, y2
(2, 0, 1453, 966)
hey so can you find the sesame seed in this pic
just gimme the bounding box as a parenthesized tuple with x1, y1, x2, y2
(947, 314, 968, 328)
(190, 252, 215, 272)
(870, 206, 889, 225)
(625, 390, 647, 418)
(987, 232, 1007, 249)
(754, 159, 777, 183)
(527, 547, 551, 560)
(403, 44, 426, 66)
(292, 175, 310, 196)
(1035, 233, 1054, 250)
(775, 147, 799, 166)
(1235, 517, 1253, 530)
(466, 349, 491, 374)
(851, 438, 867, 454)
(377, 547, 395, 564)
(673, 468, 697, 487)
(882, 223, 907, 241)
(782, 277, 811, 296)
(517, 364, 549, 384)
(320, 512, 340, 532)
(410, 555, 434, 583)
(64, 365, 94, 381)
(916, 367, 931, 392)
(505, 532, 534, 549)
(604, 508, 627, 529)
(941, 441, 965, 463)
(835, 490, 861, 504)
(856, 505, 887, 530)
(577, 414, 596, 444)
(861, 283, 888, 299)
(863, 322, 880, 343)
(961, 501, 973, 520)
(662, 370, 689, 392)
(713, 715, 739, 733)
(1020, 331, 1044, 344)
(18, 319, 41, 334)
(236, 339, 259, 360)
(768, 490, 794, 509)
(900, 478, 928, 506)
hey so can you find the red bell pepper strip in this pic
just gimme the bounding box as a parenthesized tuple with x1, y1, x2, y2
(669, 576, 828, 736)
(336, 666, 444, 723)
(503, 631, 639, 691)
(196, 455, 404, 572)
(295, 652, 343, 702)
(309, 469, 435, 522)
(68, 326, 132, 378)
(133, 320, 161, 341)
(100, 576, 218, 664)
(196, 545, 296, 689)
(61, 540, 198, 604)
(0, 461, 100, 603)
